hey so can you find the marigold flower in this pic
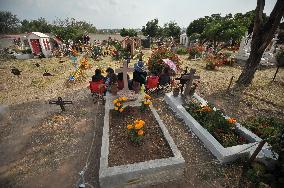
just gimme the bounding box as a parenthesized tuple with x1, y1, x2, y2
(116, 102, 121, 107)
(114, 107, 118, 110)
(121, 97, 127, 101)
(227, 118, 237, 124)
(137, 129, 144, 136)
(127, 124, 133, 130)
(119, 108, 124, 112)
(144, 94, 151, 99)
(113, 99, 118, 104)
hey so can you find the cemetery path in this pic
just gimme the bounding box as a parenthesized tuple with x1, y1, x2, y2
(0, 88, 104, 188)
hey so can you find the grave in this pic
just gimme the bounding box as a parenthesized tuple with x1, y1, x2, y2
(49, 97, 73, 111)
(164, 92, 277, 164)
(99, 73, 185, 187)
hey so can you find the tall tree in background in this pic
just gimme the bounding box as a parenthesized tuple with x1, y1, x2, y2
(163, 21, 181, 39)
(142, 19, 159, 38)
(0, 11, 20, 34)
(120, 28, 138, 37)
(236, 0, 284, 86)
(21, 17, 51, 33)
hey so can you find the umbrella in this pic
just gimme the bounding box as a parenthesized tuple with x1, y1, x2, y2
(162, 59, 177, 72)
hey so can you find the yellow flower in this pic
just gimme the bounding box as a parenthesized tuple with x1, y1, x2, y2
(135, 122, 143, 129)
(113, 99, 118, 104)
(134, 120, 139, 124)
(144, 94, 151, 100)
(144, 101, 148, 105)
(139, 120, 145, 126)
(137, 129, 144, 136)
(119, 108, 124, 112)
(114, 107, 118, 110)
(121, 97, 127, 101)
(127, 124, 133, 130)
(116, 102, 121, 107)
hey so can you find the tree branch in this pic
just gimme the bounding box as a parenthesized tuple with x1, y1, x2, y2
(253, 0, 265, 35)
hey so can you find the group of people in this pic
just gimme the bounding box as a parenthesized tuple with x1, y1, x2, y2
(90, 58, 172, 95)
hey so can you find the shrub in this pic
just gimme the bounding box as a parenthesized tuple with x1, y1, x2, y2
(188, 46, 204, 59)
(176, 47, 188, 55)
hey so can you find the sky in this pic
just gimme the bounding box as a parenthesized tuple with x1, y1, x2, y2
(0, 0, 278, 29)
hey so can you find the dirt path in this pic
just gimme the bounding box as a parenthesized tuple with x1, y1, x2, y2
(0, 89, 104, 188)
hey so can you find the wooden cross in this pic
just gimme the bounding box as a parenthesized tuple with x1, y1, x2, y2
(183, 69, 200, 96)
(175, 67, 189, 93)
(115, 58, 134, 91)
(49, 97, 73, 111)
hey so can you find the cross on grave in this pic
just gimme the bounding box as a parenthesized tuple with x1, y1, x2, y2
(115, 58, 134, 91)
(49, 97, 73, 111)
(175, 67, 189, 93)
(182, 68, 200, 97)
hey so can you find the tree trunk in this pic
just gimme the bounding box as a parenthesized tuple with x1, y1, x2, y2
(236, 0, 284, 86)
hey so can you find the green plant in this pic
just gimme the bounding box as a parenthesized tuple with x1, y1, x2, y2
(176, 47, 188, 55)
(243, 117, 284, 153)
(185, 100, 247, 147)
(140, 94, 152, 111)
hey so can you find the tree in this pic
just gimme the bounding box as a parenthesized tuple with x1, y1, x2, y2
(0, 11, 20, 34)
(163, 21, 181, 39)
(21, 17, 51, 33)
(186, 17, 211, 37)
(120, 28, 137, 37)
(236, 0, 284, 86)
(142, 19, 159, 38)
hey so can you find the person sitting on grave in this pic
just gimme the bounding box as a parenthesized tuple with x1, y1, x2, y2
(104, 67, 117, 91)
(117, 72, 130, 90)
(133, 58, 147, 86)
(159, 66, 171, 86)
(90, 69, 106, 96)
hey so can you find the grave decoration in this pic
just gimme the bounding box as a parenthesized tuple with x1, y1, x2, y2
(115, 58, 138, 100)
(188, 45, 203, 60)
(127, 119, 145, 145)
(140, 93, 152, 111)
(68, 54, 91, 82)
(49, 97, 73, 111)
(112, 97, 127, 113)
(148, 47, 180, 75)
(175, 67, 189, 94)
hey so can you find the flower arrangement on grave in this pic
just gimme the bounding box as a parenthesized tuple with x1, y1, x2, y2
(127, 119, 145, 145)
(188, 46, 204, 59)
(147, 47, 181, 75)
(205, 54, 223, 70)
(140, 94, 152, 111)
(79, 57, 92, 70)
(185, 100, 247, 147)
(113, 97, 127, 113)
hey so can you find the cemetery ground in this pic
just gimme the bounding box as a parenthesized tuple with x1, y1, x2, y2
(0, 51, 283, 188)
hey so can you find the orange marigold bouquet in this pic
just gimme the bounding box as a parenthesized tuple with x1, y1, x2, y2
(127, 119, 145, 144)
(113, 97, 127, 113)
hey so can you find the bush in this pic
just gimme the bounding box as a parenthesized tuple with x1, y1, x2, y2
(176, 47, 188, 55)
(188, 46, 203, 59)
(148, 47, 180, 75)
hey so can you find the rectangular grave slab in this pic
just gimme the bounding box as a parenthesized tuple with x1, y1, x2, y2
(165, 92, 277, 164)
(99, 93, 185, 188)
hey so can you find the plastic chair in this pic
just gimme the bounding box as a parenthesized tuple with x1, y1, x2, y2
(89, 80, 106, 104)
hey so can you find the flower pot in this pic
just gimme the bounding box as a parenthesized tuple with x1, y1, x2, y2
(173, 88, 180, 97)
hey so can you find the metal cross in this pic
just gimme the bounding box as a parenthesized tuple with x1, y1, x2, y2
(183, 69, 200, 96)
(175, 67, 189, 93)
(49, 97, 73, 111)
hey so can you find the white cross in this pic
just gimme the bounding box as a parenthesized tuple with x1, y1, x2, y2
(115, 60, 134, 91)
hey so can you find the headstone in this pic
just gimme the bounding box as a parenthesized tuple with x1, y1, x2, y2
(182, 69, 200, 97)
(115, 58, 138, 100)
(49, 97, 73, 111)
